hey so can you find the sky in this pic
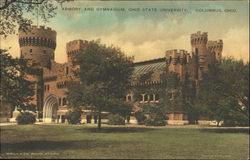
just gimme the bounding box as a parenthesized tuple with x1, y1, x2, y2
(2, 1, 249, 63)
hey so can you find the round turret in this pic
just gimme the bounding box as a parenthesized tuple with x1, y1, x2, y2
(18, 25, 57, 68)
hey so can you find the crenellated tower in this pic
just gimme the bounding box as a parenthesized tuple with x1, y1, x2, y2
(165, 49, 190, 81)
(66, 39, 88, 65)
(191, 31, 208, 70)
(18, 25, 56, 112)
(190, 31, 209, 81)
(207, 40, 223, 63)
(19, 25, 57, 68)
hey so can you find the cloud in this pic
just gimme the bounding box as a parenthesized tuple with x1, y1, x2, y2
(1, 1, 248, 64)
(222, 27, 249, 61)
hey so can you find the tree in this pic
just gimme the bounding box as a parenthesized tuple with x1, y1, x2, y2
(181, 72, 202, 124)
(66, 40, 134, 129)
(65, 109, 82, 124)
(198, 58, 249, 126)
(158, 71, 184, 114)
(0, 0, 68, 38)
(0, 49, 35, 111)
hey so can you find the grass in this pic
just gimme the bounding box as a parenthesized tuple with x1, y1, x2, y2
(0, 124, 249, 159)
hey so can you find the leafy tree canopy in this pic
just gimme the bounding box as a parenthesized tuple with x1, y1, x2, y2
(198, 58, 249, 126)
(0, 0, 69, 38)
(0, 49, 35, 111)
(67, 40, 134, 129)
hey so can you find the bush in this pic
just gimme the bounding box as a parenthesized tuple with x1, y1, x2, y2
(134, 111, 146, 125)
(144, 114, 167, 126)
(136, 103, 167, 126)
(108, 114, 125, 125)
(16, 112, 36, 125)
(65, 110, 82, 124)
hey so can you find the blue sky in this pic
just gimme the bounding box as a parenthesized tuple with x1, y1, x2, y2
(3, 1, 249, 63)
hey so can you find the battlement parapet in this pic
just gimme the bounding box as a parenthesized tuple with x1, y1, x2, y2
(18, 25, 56, 49)
(19, 25, 56, 39)
(207, 40, 223, 49)
(66, 39, 88, 54)
(30, 25, 56, 32)
(165, 49, 189, 65)
(191, 31, 208, 44)
(166, 49, 189, 57)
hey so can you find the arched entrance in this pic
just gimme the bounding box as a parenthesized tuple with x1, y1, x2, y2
(43, 94, 59, 123)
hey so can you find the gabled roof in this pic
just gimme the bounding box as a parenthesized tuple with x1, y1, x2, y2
(133, 58, 166, 74)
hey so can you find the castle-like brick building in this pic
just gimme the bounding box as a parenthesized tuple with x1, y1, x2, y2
(16, 26, 223, 124)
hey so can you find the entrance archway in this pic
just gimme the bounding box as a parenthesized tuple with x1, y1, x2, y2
(43, 94, 59, 123)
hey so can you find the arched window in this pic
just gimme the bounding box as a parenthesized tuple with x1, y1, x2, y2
(62, 98, 67, 105)
(59, 98, 62, 106)
(144, 94, 148, 102)
(128, 95, 132, 101)
(149, 94, 154, 101)
(155, 94, 159, 101)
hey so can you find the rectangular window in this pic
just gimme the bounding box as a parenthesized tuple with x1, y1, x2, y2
(47, 85, 50, 91)
(128, 95, 132, 101)
(30, 49, 32, 53)
(66, 67, 69, 75)
(43, 50, 46, 54)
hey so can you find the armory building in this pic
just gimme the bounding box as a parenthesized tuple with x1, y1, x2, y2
(8, 26, 223, 125)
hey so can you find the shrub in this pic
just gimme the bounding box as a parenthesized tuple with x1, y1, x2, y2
(16, 112, 36, 125)
(136, 103, 167, 126)
(144, 114, 167, 126)
(134, 111, 146, 125)
(108, 114, 125, 125)
(66, 110, 82, 124)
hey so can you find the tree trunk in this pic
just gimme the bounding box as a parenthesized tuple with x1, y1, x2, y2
(98, 108, 102, 130)
(217, 120, 221, 127)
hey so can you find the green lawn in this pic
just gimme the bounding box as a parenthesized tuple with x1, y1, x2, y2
(0, 124, 249, 159)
